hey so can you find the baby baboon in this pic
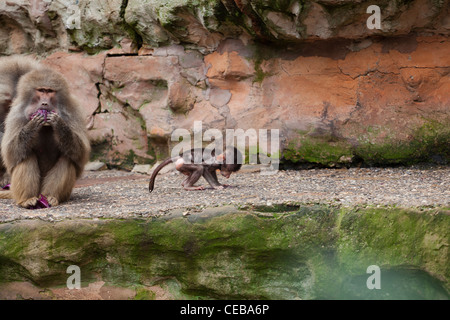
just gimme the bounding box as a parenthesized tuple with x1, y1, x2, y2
(149, 147, 242, 192)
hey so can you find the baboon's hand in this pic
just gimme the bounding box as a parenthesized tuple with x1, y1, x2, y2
(47, 112, 76, 154)
(48, 112, 70, 136)
(23, 113, 45, 138)
(28, 113, 46, 129)
(46, 112, 62, 127)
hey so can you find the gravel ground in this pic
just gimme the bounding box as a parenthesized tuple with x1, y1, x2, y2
(0, 165, 449, 222)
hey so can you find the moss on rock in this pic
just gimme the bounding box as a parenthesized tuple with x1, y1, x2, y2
(354, 120, 450, 166)
(284, 132, 354, 166)
(284, 119, 450, 167)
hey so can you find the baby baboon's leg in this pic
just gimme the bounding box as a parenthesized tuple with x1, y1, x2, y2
(178, 164, 205, 191)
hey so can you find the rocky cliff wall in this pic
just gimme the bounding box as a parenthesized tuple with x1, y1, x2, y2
(1, 0, 449, 168)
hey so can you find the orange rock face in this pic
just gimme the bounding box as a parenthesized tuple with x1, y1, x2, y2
(42, 36, 449, 166)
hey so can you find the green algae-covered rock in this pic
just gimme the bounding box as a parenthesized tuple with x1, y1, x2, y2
(0, 205, 448, 299)
(284, 120, 450, 167)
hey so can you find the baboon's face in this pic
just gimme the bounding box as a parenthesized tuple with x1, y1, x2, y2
(26, 87, 58, 121)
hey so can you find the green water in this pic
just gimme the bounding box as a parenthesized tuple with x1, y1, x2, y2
(318, 267, 449, 300)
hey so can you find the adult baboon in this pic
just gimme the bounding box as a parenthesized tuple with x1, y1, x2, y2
(0, 58, 90, 208)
